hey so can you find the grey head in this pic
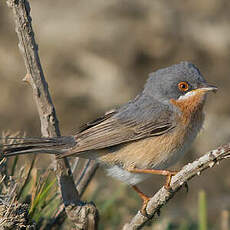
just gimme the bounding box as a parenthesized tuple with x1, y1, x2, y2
(143, 62, 217, 102)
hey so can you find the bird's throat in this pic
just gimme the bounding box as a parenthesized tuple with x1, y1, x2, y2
(170, 90, 206, 125)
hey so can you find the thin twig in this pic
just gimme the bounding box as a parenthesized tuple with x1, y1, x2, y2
(6, 0, 78, 205)
(50, 160, 99, 226)
(76, 160, 99, 197)
(6, 0, 98, 228)
(123, 143, 230, 230)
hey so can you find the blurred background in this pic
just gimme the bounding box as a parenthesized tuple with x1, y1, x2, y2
(0, 0, 230, 229)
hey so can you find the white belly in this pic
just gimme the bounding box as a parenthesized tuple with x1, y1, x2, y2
(105, 165, 151, 185)
(105, 121, 202, 185)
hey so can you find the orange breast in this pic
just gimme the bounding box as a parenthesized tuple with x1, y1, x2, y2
(98, 90, 206, 171)
(170, 90, 206, 125)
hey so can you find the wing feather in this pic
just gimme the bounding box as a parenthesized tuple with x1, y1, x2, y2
(65, 98, 175, 156)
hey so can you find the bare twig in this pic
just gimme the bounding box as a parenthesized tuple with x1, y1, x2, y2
(76, 160, 99, 197)
(6, 0, 98, 228)
(50, 160, 99, 226)
(123, 143, 230, 230)
(6, 0, 78, 205)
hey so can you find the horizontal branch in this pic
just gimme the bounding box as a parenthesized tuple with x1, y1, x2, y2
(123, 143, 230, 230)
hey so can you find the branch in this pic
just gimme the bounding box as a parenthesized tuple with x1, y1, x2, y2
(50, 160, 99, 227)
(6, 0, 98, 228)
(123, 143, 230, 230)
(76, 160, 99, 197)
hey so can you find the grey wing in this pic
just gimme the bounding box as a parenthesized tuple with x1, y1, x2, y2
(64, 97, 175, 156)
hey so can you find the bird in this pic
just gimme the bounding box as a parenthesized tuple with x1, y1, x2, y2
(1, 61, 217, 214)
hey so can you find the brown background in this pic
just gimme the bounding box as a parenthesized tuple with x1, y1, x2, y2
(0, 0, 230, 229)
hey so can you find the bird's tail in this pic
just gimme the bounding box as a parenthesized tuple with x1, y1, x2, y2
(1, 136, 76, 157)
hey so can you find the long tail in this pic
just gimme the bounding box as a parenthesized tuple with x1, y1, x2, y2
(1, 136, 76, 157)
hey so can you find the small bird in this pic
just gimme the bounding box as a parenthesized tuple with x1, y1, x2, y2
(2, 62, 217, 214)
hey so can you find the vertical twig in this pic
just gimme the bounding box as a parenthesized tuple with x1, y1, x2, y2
(76, 160, 99, 197)
(6, 0, 78, 207)
(50, 160, 99, 226)
(6, 0, 98, 228)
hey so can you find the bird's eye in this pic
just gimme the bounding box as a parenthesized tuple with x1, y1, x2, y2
(178, 81, 189, 92)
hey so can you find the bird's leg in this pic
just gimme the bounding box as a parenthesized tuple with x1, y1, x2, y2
(132, 185, 150, 215)
(128, 168, 177, 190)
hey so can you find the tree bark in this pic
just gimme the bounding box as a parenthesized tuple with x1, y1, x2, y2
(123, 143, 230, 230)
(6, 0, 98, 228)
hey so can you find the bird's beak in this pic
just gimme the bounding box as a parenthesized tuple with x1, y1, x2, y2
(198, 83, 218, 93)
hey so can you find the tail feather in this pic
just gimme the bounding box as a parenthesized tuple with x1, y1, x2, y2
(1, 136, 76, 157)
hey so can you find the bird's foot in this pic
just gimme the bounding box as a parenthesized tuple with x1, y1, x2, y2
(140, 196, 150, 216)
(132, 185, 150, 216)
(164, 171, 178, 190)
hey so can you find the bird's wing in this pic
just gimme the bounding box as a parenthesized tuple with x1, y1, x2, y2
(63, 98, 175, 156)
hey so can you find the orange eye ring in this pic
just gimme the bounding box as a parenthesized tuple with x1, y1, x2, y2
(178, 81, 189, 92)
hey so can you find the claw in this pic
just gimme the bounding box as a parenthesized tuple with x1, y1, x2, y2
(132, 185, 150, 216)
(129, 169, 178, 214)
(184, 182, 189, 192)
(156, 209, 161, 217)
(140, 196, 150, 216)
(164, 171, 177, 190)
